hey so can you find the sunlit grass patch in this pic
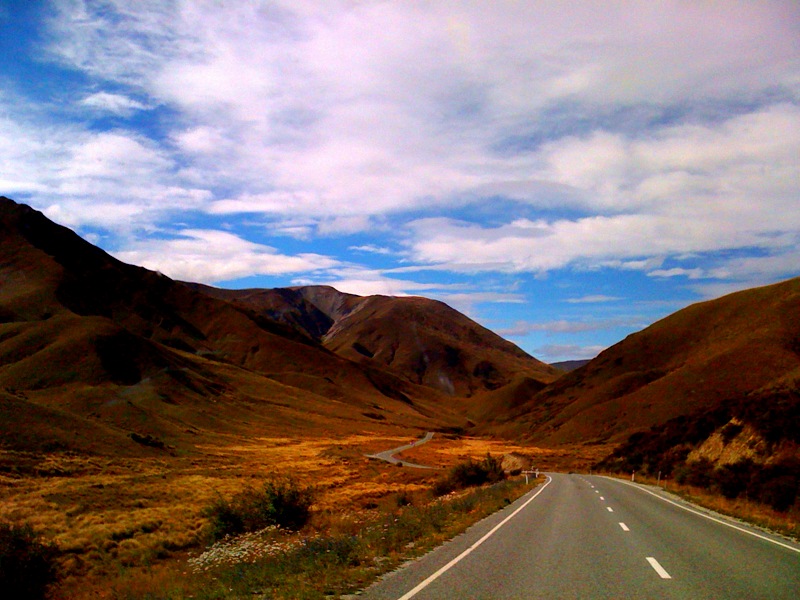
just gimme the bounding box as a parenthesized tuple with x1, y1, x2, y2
(0, 434, 551, 598)
(110, 477, 537, 600)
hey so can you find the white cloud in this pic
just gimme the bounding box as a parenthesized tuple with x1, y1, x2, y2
(349, 244, 392, 255)
(80, 92, 148, 116)
(648, 268, 705, 280)
(0, 0, 793, 299)
(499, 318, 640, 337)
(113, 229, 340, 283)
(39, 1, 800, 225)
(405, 214, 729, 274)
(566, 295, 623, 304)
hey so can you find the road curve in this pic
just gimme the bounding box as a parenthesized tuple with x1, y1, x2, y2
(366, 432, 440, 469)
(360, 472, 800, 599)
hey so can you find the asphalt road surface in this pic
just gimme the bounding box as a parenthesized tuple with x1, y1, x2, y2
(366, 432, 439, 469)
(360, 472, 800, 599)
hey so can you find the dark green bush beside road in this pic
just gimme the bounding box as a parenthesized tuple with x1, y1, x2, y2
(433, 454, 506, 496)
(596, 400, 800, 513)
(0, 521, 61, 600)
(206, 478, 315, 540)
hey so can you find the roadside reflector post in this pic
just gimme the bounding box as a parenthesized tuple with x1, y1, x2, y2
(632, 470, 635, 482)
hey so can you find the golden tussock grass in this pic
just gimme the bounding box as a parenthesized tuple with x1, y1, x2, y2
(1, 431, 611, 597)
(397, 436, 613, 472)
(0, 432, 461, 595)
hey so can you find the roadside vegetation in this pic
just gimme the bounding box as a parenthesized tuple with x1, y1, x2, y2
(595, 392, 800, 538)
(0, 520, 61, 600)
(606, 471, 799, 541)
(432, 453, 506, 496)
(205, 478, 315, 540)
(104, 458, 530, 599)
(0, 437, 552, 599)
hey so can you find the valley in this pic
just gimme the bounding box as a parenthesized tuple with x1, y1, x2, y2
(1, 196, 798, 598)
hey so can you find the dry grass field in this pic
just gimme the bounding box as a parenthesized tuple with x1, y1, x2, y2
(396, 435, 614, 473)
(0, 432, 598, 598)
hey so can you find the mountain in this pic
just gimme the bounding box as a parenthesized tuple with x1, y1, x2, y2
(0, 197, 555, 455)
(489, 277, 800, 445)
(551, 360, 591, 372)
(189, 284, 560, 397)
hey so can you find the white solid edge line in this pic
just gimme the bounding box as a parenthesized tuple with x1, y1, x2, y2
(619, 522, 630, 531)
(646, 556, 672, 579)
(395, 476, 553, 600)
(607, 477, 800, 554)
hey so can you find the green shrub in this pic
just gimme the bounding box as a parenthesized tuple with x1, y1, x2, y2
(433, 454, 506, 497)
(759, 475, 798, 512)
(0, 521, 60, 600)
(206, 478, 314, 540)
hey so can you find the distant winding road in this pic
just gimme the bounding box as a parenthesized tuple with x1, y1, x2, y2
(361, 472, 800, 599)
(366, 432, 439, 469)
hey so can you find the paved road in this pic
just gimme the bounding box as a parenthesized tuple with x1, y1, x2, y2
(366, 432, 439, 469)
(360, 473, 800, 599)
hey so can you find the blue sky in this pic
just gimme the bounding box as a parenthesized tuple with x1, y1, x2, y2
(2, 1, 799, 362)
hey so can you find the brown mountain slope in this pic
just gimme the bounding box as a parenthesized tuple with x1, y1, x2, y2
(317, 290, 561, 397)
(485, 276, 800, 444)
(0, 197, 468, 454)
(189, 284, 560, 398)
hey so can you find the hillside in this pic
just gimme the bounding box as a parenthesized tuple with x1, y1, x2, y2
(489, 277, 800, 445)
(551, 359, 590, 372)
(0, 197, 562, 457)
(477, 277, 800, 509)
(0, 197, 475, 454)
(191, 284, 560, 398)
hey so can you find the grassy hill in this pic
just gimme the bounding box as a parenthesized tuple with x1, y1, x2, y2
(0, 197, 478, 455)
(478, 277, 800, 511)
(192, 284, 559, 398)
(0, 196, 558, 456)
(484, 277, 800, 445)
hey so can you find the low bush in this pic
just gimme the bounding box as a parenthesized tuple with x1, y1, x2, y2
(0, 521, 60, 600)
(206, 478, 314, 540)
(433, 454, 506, 496)
(179, 478, 531, 600)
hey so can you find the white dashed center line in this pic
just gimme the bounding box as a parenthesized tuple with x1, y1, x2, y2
(619, 522, 630, 531)
(646, 557, 672, 579)
(600, 496, 605, 500)
(607, 507, 614, 512)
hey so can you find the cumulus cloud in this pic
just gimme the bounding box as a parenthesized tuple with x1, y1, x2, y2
(38, 1, 800, 226)
(1, 0, 795, 323)
(113, 229, 340, 283)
